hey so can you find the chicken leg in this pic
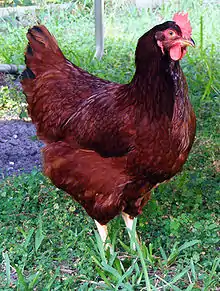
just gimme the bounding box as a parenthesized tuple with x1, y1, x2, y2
(122, 212, 140, 250)
(95, 220, 114, 253)
(95, 220, 108, 243)
(95, 214, 136, 244)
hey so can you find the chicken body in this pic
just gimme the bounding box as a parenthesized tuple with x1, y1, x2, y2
(21, 20, 196, 227)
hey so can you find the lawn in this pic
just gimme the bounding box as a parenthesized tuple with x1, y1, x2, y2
(0, 0, 219, 289)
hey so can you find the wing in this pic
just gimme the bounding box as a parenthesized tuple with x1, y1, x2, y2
(62, 86, 136, 157)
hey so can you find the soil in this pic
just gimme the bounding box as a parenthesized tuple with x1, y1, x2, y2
(0, 119, 43, 179)
(0, 73, 43, 179)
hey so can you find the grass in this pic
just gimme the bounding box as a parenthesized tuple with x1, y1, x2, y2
(0, 0, 220, 289)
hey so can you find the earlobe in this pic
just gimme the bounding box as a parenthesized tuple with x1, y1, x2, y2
(155, 31, 165, 54)
(157, 40, 165, 55)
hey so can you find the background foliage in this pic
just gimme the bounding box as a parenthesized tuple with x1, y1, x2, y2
(0, 0, 219, 289)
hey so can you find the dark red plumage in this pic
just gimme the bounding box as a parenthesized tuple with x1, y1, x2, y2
(21, 18, 196, 225)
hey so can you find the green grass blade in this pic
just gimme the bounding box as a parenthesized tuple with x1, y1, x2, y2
(137, 271, 143, 285)
(94, 230, 107, 264)
(200, 15, 203, 54)
(2, 252, 11, 287)
(155, 274, 181, 291)
(96, 267, 113, 288)
(35, 216, 45, 253)
(24, 228, 34, 249)
(170, 267, 190, 284)
(45, 267, 60, 290)
(118, 239, 132, 253)
(204, 257, 220, 291)
(119, 259, 137, 283)
(116, 282, 133, 290)
(178, 240, 200, 252)
(159, 246, 168, 261)
(185, 283, 196, 291)
(190, 259, 196, 282)
(91, 255, 102, 268)
(135, 240, 151, 290)
(14, 265, 28, 289)
(113, 257, 123, 275)
(28, 272, 40, 289)
(101, 262, 122, 280)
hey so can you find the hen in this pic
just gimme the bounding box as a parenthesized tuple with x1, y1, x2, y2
(21, 13, 196, 244)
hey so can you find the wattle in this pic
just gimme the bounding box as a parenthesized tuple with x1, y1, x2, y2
(170, 45, 187, 61)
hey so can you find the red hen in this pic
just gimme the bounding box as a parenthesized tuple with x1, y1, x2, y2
(21, 13, 196, 243)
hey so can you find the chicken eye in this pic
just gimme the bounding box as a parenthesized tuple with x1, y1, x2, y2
(169, 31, 175, 36)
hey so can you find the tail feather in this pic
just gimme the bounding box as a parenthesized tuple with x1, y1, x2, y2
(21, 25, 79, 143)
(22, 25, 65, 79)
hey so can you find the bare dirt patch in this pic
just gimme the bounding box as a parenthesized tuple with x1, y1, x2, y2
(0, 119, 42, 178)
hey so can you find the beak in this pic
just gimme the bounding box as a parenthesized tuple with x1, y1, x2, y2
(181, 37, 195, 47)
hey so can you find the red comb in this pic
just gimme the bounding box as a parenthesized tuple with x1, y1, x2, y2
(173, 12, 192, 38)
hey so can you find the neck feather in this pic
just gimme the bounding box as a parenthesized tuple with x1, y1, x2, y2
(126, 41, 180, 119)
